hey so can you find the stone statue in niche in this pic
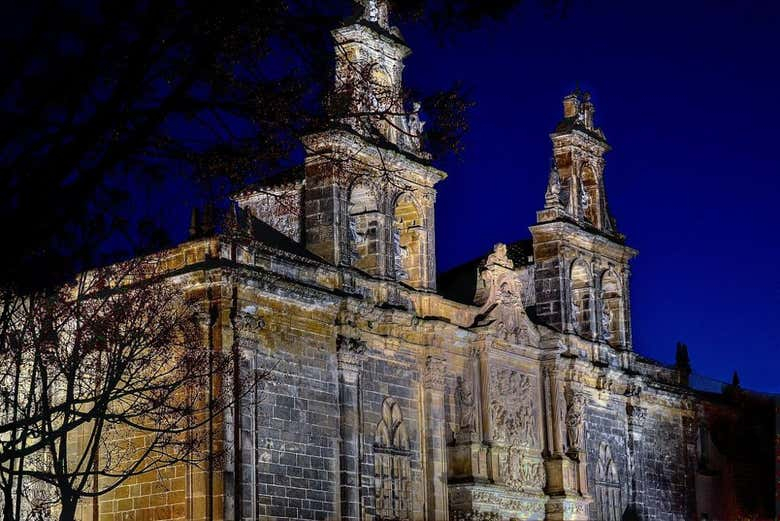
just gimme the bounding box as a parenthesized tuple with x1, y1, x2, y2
(489, 368, 537, 447)
(569, 296, 580, 333)
(564, 389, 587, 453)
(392, 226, 408, 279)
(455, 375, 476, 439)
(580, 183, 591, 214)
(348, 218, 365, 263)
(600, 291, 613, 341)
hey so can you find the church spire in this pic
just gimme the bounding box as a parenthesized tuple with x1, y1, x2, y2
(530, 92, 636, 348)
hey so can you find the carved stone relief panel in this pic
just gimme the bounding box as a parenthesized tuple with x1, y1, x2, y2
(499, 447, 546, 492)
(488, 367, 538, 448)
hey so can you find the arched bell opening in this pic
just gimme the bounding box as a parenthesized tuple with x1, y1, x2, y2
(599, 269, 625, 347)
(569, 259, 594, 337)
(392, 193, 424, 288)
(348, 182, 382, 275)
(580, 166, 601, 227)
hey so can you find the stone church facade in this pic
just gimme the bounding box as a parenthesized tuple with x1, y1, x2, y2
(88, 2, 774, 521)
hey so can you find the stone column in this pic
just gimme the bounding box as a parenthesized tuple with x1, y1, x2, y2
(337, 335, 367, 521)
(422, 354, 448, 521)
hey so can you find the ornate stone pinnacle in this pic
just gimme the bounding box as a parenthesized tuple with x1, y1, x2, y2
(359, 0, 389, 28)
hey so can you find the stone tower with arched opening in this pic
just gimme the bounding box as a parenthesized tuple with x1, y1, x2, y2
(530, 91, 637, 349)
(301, 0, 444, 291)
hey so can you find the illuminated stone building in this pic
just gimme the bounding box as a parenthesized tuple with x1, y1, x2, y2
(87, 1, 774, 520)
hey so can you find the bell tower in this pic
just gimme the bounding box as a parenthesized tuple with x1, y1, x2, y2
(530, 91, 637, 348)
(302, 0, 446, 291)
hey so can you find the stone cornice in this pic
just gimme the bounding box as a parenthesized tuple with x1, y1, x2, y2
(302, 128, 447, 187)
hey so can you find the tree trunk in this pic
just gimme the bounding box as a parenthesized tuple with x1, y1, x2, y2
(2, 482, 15, 521)
(58, 494, 78, 521)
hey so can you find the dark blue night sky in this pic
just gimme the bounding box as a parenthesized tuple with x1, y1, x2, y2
(149, 1, 779, 392)
(399, 0, 780, 392)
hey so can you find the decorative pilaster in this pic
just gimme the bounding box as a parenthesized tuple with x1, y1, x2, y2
(626, 402, 647, 518)
(544, 381, 591, 521)
(337, 335, 367, 521)
(422, 354, 448, 521)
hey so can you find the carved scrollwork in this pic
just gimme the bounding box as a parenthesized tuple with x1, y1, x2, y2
(234, 311, 266, 334)
(450, 511, 501, 521)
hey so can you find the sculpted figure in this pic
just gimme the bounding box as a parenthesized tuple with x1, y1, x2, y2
(456, 375, 476, 434)
(406, 102, 425, 151)
(600, 291, 613, 341)
(580, 184, 591, 213)
(565, 389, 587, 452)
(392, 226, 408, 279)
(570, 297, 580, 333)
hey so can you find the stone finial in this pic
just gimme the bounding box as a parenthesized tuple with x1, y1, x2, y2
(580, 92, 595, 129)
(731, 370, 740, 388)
(359, 0, 389, 28)
(563, 91, 580, 118)
(484, 243, 513, 270)
(189, 207, 201, 238)
(675, 342, 691, 371)
(562, 89, 598, 131)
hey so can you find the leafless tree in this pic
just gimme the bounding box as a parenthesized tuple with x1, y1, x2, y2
(0, 257, 264, 521)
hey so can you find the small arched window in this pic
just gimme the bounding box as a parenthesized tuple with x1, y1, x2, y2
(580, 166, 601, 227)
(374, 398, 411, 521)
(599, 269, 624, 347)
(569, 260, 593, 336)
(393, 193, 424, 287)
(348, 183, 381, 275)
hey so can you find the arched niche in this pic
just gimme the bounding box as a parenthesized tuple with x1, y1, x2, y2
(569, 259, 593, 337)
(374, 397, 411, 521)
(368, 64, 397, 143)
(580, 165, 601, 227)
(392, 193, 424, 287)
(594, 442, 623, 521)
(348, 182, 381, 275)
(599, 269, 625, 347)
